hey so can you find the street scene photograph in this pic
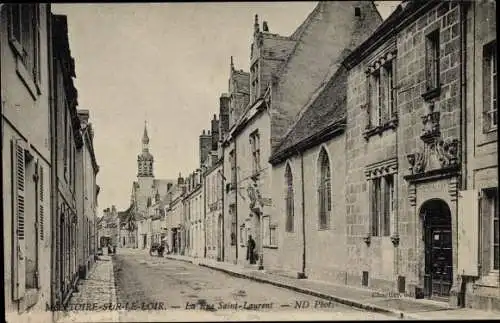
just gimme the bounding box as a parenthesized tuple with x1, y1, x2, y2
(1, 1, 499, 322)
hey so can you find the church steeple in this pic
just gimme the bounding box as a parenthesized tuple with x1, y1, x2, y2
(142, 121, 150, 152)
(138, 121, 154, 177)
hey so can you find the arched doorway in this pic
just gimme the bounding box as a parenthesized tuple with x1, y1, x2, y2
(420, 199, 453, 299)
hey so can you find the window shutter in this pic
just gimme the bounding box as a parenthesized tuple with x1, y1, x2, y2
(457, 190, 479, 276)
(39, 164, 44, 241)
(12, 139, 26, 300)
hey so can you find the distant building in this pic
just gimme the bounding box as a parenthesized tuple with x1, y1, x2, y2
(128, 122, 174, 249)
(97, 206, 119, 248)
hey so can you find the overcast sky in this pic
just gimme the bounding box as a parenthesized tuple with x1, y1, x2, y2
(51, 2, 401, 213)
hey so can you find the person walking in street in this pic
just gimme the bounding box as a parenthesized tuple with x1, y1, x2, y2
(247, 235, 256, 264)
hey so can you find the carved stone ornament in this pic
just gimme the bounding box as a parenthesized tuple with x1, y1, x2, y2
(407, 136, 460, 174)
(407, 104, 460, 175)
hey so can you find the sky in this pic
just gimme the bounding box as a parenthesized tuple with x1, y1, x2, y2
(51, 1, 401, 214)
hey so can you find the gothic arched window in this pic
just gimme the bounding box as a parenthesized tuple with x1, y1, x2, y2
(318, 148, 331, 230)
(285, 163, 294, 232)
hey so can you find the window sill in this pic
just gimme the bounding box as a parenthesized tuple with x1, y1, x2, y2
(477, 129, 497, 147)
(263, 245, 278, 249)
(363, 117, 399, 140)
(318, 227, 330, 231)
(475, 272, 499, 288)
(421, 87, 441, 101)
(15, 55, 41, 100)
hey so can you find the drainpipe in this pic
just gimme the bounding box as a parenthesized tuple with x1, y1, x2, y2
(203, 170, 207, 258)
(47, 4, 59, 309)
(220, 156, 225, 261)
(234, 141, 238, 264)
(299, 150, 307, 279)
(458, 1, 469, 308)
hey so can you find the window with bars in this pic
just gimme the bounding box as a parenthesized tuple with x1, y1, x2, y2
(8, 4, 42, 90)
(371, 175, 394, 237)
(425, 29, 440, 91)
(318, 149, 331, 230)
(285, 164, 294, 232)
(250, 131, 261, 176)
(483, 41, 497, 132)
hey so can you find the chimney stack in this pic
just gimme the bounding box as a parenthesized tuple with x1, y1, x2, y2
(211, 114, 219, 150)
(219, 94, 230, 140)
(199, 130, 212, 167)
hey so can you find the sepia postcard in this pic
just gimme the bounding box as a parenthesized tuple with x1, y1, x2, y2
(1, 1, 499, 322)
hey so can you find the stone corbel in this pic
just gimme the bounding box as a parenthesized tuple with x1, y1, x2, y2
(408, 183, 416, 206)
(364, 234, 371, 246)
(391, 234, 400, 247)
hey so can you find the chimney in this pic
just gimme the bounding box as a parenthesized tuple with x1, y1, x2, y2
(262, 21, 269, 32)
(254, 14, 260, 34)
(177, 173, 184, 185)
(219, 94, 230, 139)
(211, 114, 219, 150)
(199, 129, 212, 166)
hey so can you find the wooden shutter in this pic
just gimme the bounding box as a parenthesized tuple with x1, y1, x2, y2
(12, 139, 26, 300)
(458, 189, 479, 276)
(39, 164, 44, 241)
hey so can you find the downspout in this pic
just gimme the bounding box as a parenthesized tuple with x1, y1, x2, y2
(234, 140, 238, 264)
(221, 156, 225, 261)
(299, 151, 307, 279)
(458, 1, 469, 308)
(47, 5, 59, 309)
(203, 170, 207, 258)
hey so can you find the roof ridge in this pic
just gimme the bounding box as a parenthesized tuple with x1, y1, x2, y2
(273, 2, 323, 81)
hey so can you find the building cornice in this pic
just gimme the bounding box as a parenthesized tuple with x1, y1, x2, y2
(269, 117, 346, 165)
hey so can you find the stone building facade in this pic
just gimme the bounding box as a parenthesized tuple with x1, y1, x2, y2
(222, 1, 383, 271)
(183, 171, 204, 257)
(204, 161, 223, 260)
(2, 4, 53, 317)
(75, 109, 99, 280)
(338, 0, 497, 310)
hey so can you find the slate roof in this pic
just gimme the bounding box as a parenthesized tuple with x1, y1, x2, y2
(269, 63, 348, 164)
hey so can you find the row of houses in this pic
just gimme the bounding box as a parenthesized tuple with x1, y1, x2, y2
(117, 0, 497, 311)
(2, 4, 100, 320)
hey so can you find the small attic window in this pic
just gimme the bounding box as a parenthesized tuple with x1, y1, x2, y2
(355, 7, 361, 17)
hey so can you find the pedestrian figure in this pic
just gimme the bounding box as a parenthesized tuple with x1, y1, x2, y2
(247, 235, 256, 264)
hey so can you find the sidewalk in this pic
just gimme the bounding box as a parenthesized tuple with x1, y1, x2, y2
(57, 255, 119, 323)
(166, 254, 500, 320)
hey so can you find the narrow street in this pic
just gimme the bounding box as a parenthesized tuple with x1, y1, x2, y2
(112, 249, 397, 321)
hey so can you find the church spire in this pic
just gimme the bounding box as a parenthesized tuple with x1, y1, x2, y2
(138, 121, 154, 178)
(142, 121, 149, 152)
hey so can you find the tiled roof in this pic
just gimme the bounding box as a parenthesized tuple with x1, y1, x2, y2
(270, 63, 348, 163)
